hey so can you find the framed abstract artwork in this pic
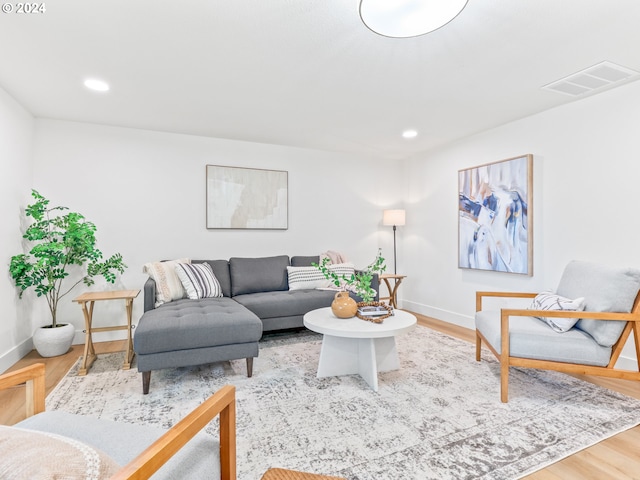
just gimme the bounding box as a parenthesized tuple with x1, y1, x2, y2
(458, 154, 533, 275)
(206, 165, 288, 229)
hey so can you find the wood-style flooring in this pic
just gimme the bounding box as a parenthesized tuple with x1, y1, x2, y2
(1, 314, 639, 479)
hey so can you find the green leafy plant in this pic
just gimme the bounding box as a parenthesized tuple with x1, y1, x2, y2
(312, 250, 386, 302)
(9, 190, 127, 327)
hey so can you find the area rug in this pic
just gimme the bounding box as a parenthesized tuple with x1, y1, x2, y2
(46, 327, 640, 480)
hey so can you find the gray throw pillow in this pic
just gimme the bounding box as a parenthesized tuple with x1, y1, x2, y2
(230, 255, 290, 296)
(556, 260, 640, 346)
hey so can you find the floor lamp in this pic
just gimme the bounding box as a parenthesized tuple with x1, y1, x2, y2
(383, 209, 405, 275)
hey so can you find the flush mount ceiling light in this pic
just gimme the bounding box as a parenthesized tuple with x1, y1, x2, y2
(359, 0, 468, 38)
(84, 78, 110, 92)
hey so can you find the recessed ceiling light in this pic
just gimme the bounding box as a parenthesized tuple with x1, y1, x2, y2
(359, 0, 468, 38)
(402, 129, 418, 139)
(84, 78, 110, 92)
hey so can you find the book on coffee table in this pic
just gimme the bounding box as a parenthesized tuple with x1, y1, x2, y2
(358, 306, 392, 316)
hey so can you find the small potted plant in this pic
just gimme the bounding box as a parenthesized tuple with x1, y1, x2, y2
(9, 190, 127, 357)
(313, 250, 386, 318)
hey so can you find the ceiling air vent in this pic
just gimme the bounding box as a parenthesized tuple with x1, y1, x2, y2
(542, 61, 640, 97)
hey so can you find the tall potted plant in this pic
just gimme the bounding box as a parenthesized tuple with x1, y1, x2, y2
(10, 190, 127, 357)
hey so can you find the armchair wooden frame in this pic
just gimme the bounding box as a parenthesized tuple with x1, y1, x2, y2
(476, 291, 640, 403)
(0, 363, 237, 480)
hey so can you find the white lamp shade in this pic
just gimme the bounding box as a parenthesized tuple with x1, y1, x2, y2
(383, 209, 406, 226)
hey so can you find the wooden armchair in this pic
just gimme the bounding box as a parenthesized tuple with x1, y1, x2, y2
(475, 261, 640, 402)
(0, 363, 236, 479)
(1, 364, 345, 479)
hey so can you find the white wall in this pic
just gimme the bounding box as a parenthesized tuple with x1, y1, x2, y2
(31, 120, 401, 344)
(401, 79, 640, 368)
(7, 80, 640, 370)
(0, 87, 35, 372)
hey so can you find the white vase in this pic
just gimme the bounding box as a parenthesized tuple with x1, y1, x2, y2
(33, 323, 75, 358)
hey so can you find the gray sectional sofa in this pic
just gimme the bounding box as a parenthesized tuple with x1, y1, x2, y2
(134, 255, 378, 393)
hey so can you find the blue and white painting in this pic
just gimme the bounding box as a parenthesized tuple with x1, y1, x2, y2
(458, 155, 533, 275)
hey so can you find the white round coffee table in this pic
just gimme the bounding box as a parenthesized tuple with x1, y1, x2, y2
(303, 307, 417, 391)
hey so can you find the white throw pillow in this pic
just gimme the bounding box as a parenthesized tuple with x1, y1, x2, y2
(287, 266, 332, 290)
(175, 262, 223, 299)
(142, 258, 190, 307)
(0, 425, 120, 479)
(328, 262, 356, 278)
(528, 292, 586, 333)
(328, 262, 356, 287)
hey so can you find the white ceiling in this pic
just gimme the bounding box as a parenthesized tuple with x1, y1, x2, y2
(1, 0, 640, 160)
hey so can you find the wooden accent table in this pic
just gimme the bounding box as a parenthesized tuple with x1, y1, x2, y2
(73, 290, 140, 376)
(379, 274, 406, 309)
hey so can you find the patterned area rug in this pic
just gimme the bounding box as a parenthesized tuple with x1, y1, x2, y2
(47, 327, 640, 480)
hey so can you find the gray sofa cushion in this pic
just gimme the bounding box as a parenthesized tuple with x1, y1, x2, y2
(475, 310, 612, 366)
(233, 289, 336, 319)
(229, 255, 290, 296)
(291, 255, 319, 267)
(17, 411, 219, 480)
(556, 260, 640, 347)
(134, 297, 262, 355)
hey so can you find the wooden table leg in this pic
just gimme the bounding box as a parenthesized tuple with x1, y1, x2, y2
(382, 277, 394, 308)
(78, 301, 97, 376)
(382, 277, 405, 309)
(123, 298, 135, 369)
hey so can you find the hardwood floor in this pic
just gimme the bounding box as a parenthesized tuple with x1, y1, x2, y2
(0, 340, 127, 426)
(2, 316, 639, 479)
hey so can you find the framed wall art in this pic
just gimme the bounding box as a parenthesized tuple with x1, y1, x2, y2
(458, 154, 533, 275)
(206, 165, 288, 229)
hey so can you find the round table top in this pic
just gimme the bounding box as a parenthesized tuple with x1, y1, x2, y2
(303, 307, 417, 339)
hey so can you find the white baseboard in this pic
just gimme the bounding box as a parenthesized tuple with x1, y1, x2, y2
(402, 299, 475, 331)
(0, 337, 34, 374)
(400, 299, 639, 371)
(1, 327, 131, 374)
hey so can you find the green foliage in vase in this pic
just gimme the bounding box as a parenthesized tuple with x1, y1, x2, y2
(312, 250, 386, 302)
(9, 190, 127, 327)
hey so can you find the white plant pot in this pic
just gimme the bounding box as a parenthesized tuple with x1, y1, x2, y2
(33, 323, 75, 358)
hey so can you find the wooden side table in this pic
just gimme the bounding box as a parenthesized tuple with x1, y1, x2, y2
(73, 290, 140, 376)
(379, 274, 406, 309)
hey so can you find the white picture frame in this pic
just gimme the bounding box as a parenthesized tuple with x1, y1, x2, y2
(206, 165, 288, 229)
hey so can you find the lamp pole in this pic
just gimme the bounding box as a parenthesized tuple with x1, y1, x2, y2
(392, 224, 398, 275)
(383, 209, 405, 276)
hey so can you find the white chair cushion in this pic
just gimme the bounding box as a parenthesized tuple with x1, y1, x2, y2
(475, 310, 612, 366)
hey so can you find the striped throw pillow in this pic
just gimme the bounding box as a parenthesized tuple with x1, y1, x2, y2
(175, 262, 223, 299)
(328, 262, 356, 286)
(287, 266, 332, 290)
(528, 292, 585, 332)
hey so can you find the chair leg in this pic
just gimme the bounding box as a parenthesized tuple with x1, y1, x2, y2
(475, 330, 482, 362)
(500, 358, 509, 403)
(142, 371, 151, 395)
(246, 357, 253, 378)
